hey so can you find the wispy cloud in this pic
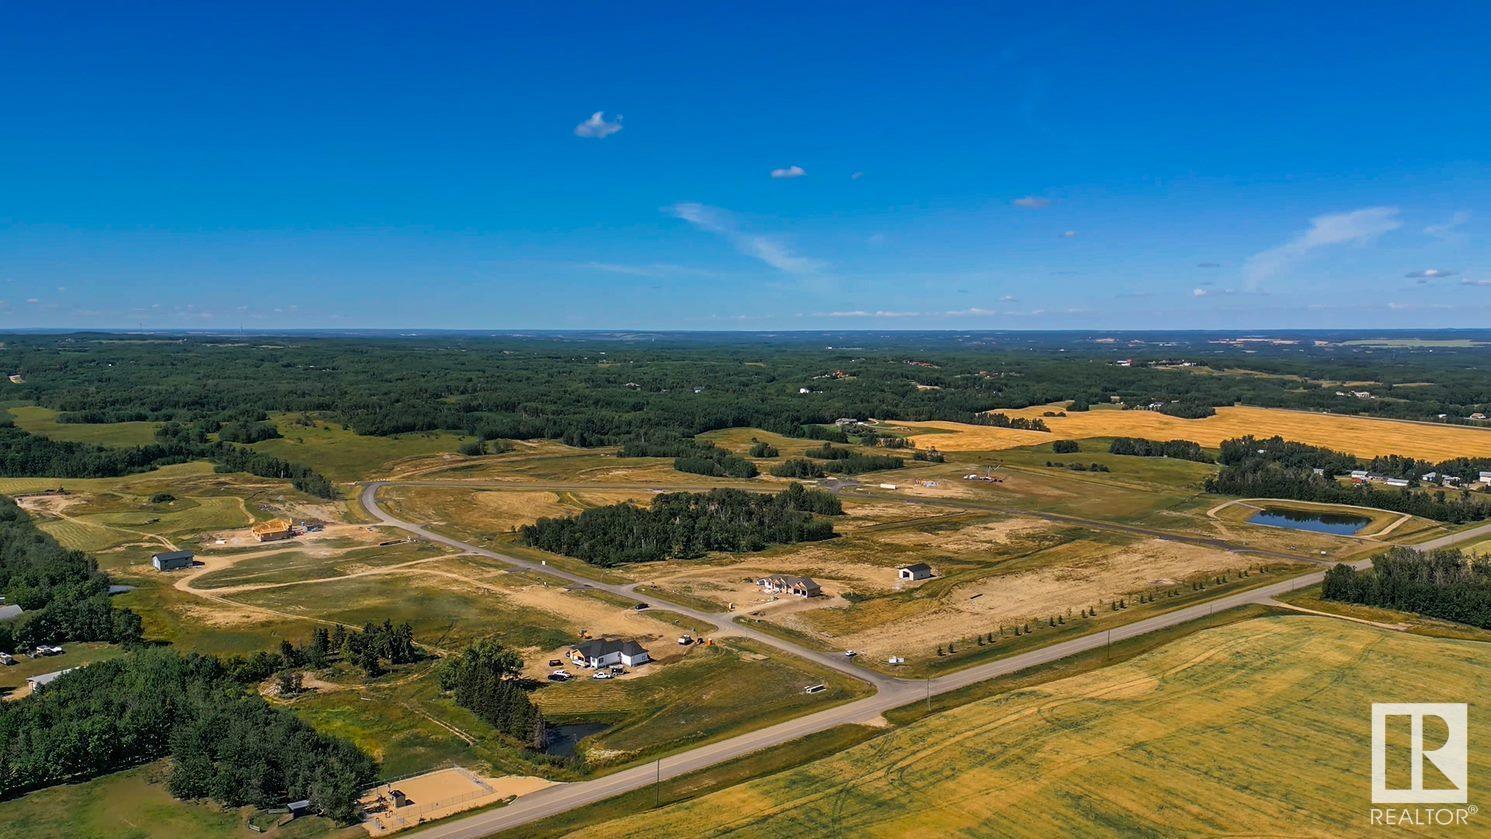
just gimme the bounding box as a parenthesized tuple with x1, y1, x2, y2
(1404, 268, 1456, 280)
(580, 261, 716, 279)
(1424, 211, 1470, 241)
(574, 111, 623, 138)
(1196, 261, 1221, 268)
(1060, 230, 1078, 238)
(999, 294, 1019, 303)
(850, 171, 864, 181)
(1193, 287, 1238, 298)
(1012, 196, 1051, 209)
(770, 165, 806, 179)
(667, 203, 826, 274)
(1461, 278, 1491, 287)
(1242, 206, 1401, 289)
(818, 309, 922, 318)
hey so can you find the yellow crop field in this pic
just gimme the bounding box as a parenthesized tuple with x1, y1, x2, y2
(574, 615, 1491, 838)
(901, 404, 1491, 461)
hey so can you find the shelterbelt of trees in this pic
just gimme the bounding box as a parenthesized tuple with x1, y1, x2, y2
(6, 332, 1490, 452)
(1323, 548, 1491, 628)
(0, 417, 336, 498)
(520, 483, 843, 566)
(1205, 436, 1491, 522)
(0, 499, 377, 820)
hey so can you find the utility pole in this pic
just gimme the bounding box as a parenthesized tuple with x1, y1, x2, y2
(925, 677, 931, 713)
(655, 757, 661, 808)
(1106, 629, 1111, 658)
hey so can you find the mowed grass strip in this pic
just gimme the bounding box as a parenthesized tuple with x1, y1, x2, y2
(569, 615, 1491, 837)
(900, 404, 1491, 461)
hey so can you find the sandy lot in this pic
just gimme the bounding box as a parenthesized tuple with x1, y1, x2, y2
(897, 404, 1491, 461)
(361, 767, 552, 835)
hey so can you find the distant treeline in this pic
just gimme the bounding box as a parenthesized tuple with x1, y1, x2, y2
(970, 413, 1049, 432)
(8, 334, 1491, 456)
(0, 419, 336, 499)
(1206, 436, 1491, 522)
(618, 437, 757, 479)
(770, 449, 905, 478)
(520, 484, 842, 566)
(0, 495, 143, 651)
(1323, 548, 1491, 628)
(1109, 437, 1213, 463)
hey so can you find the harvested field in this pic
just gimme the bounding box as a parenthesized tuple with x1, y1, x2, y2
(381, 486, 650, 534)
(898, 404, 1491, 460)
(573, 615, 1491, 838)
(780, 537, 1276, 661)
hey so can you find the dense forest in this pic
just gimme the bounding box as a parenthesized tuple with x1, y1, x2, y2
(1322, 548, 1491, 628)
(1207, 436, 1491, 522)
(0, 495, 143, 650)
(520, 483, 842, 565)
(0, 648, 377, 819)
(4, 332, 1489, 456)
(437, 640, 546, 749)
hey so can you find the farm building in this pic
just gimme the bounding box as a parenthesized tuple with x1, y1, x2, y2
(757, 575, 823, 598)
(27, 668, 74, 692)
(571, 639, 650, 669)
(151, 550, 195, 571)
(252, 518, 295, 542)
(0, 604, 22, 622)
(898, 563, 934, 581)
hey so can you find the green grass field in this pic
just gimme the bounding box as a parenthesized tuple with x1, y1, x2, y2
(0, 761, 351, 839)
(249, 414, 470, 482)
(534, 638, 870, 767)
(191, 540, 452, 590)
(0, 642, 127, 697)
(6, 405, 162, 447)
(571, 615, 1491, 837)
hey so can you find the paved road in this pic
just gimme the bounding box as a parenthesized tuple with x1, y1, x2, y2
(364, 481, 1491, 839)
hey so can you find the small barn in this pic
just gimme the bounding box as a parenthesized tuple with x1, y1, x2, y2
(152, 550, 195, 571)
(252, 518, 295, 542)
(898, 563, 934, 581)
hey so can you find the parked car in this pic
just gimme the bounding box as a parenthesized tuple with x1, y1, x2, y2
(592, 671, 613, 680)
(677, 635, 693, 645)
(633, 602, 650, 611)
(548, 659, 563, 667)
(548, 670, 572, 682)
(843, 650, 858, 658)
(0, 653, 14, 666)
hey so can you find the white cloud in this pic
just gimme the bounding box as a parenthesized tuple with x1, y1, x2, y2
(574, 111, 623, 138)
(581, 261, 715, 279)
(999, 294, 1019, 303)
(1242, 206, 1401, 289)
(1012, 196, 1051, 208)
(818, 310, 922, 318)
(770, 165, 806, 179)
(1404, 268, 1456, 279)
(945, 307, 998, 317)
(1424, 211, 1470, 241)
(1060, 230, 1078, 238)
(1461, 278, 1491, 287)
(850, 171, 864, 181)
(667, 203, 826, 274)
(25, 298, 39, 304)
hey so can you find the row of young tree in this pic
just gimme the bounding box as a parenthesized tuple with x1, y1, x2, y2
(520, 483, 842, 566)
(0, 647, 377, 820)
(618, 437, 758, 478)
(0, 495, 143, 652)
(969, 413, 1049, 431)
(0, 420, 336, 499)
(1108, 437, 1213, 462)
(1322, 548, 1491, 628)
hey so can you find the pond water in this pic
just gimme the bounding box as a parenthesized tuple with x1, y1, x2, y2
(543, 722, 609, 757)
(1248, 507, 1371, 536)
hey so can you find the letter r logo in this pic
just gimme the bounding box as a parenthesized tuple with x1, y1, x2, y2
(1372, 703, 1468, 804)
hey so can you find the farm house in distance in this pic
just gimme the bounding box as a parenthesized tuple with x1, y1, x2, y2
(898, 563, 934, 581)
(571, 639, 650, 669)
(757, 575, 823, 598)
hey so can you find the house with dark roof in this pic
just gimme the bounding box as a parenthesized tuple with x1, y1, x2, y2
(571, 639, 650, 669)
(756, 575, 823, 598)
(151, 550, 195, 571)
(898, 563, 934, 581)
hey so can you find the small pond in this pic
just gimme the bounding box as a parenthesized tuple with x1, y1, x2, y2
(1248, 507, 1371, 536)
(543, 722, 609, 757)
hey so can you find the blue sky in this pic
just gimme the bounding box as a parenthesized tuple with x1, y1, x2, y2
(3, 2, 1490, 330)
